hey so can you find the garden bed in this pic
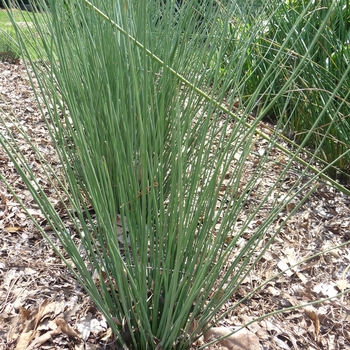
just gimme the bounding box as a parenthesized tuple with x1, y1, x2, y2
(1, 60, 350, 349)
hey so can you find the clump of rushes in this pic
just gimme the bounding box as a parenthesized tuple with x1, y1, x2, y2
(1, 0, 350, 349)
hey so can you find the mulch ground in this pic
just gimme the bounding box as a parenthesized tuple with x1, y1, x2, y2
(1, 60, 350, 350)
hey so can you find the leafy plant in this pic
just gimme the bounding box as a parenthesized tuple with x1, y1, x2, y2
(1, 0, 350, 349)
(0, 25, 20, 63)
(216, 0, 350, 179)
(0, 7, 46, 60)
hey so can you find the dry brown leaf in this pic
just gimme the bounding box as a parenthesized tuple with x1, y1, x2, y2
(285, 201, 297, 213)
(204, 326, 260, 350)
(27, 327, 62, 349)
(39, 301, 57, 320)
(100, 327, 113, 342)
(15, 330, 36, 350)
(19, 306, 31, 328)
(4, 226, 22, 232)
(304, 305, 320, 339)
(55, 318, 80, 339)
(31, 299, 53, 330)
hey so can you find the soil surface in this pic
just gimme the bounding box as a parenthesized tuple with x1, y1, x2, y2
(1, 61, 350, 350)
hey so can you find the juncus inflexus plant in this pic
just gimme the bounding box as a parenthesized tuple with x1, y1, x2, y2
(1, 0, 350, 348)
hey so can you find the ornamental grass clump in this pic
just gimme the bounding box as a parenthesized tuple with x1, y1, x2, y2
(1, 0, 350, 349)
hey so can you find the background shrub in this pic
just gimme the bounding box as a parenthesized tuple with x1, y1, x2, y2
(216, 0, 350, 179)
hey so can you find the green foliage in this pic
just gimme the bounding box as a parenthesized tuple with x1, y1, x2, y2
(1, 1, 350, 349)
(217, 0, 350, 179)
(0, 29, 20, 62)
(0, 8, 46, 60)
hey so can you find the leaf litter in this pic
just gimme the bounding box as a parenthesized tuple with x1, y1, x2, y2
(0, 61, 350, 350)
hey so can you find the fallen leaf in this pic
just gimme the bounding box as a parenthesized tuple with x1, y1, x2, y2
(15, 330, 35, 350)
(27, 327, 61, 349)
(5, 226, 22, 232)
(56, 318, 80, 339)
(32, 299, 55, 330)
(304, 306, 320, 339)
(19, 306, 31, 328)
(204, 326, 260, 350)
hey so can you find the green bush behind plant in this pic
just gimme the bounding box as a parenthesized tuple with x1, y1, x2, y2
(0, 8, 45, 60)
(217, 0, 350, 179)
(0, 9, 19, 62)
(0, 29, 20, 62)
(1, 1, 350, 349)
